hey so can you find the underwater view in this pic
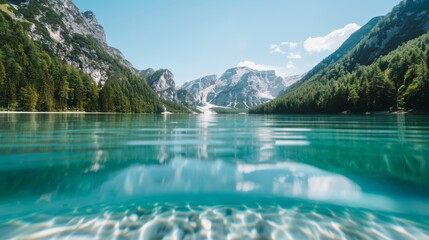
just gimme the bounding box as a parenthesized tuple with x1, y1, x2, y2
(0, 113, 428, 239)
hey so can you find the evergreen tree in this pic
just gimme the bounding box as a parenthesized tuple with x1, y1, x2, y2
(19, 85, 38, 111)
(0, 62, 5, 91)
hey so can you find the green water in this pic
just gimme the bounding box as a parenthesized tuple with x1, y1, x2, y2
(0, 113, 428, 239)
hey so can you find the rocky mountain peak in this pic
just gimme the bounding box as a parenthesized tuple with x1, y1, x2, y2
(82, 10, 106, 44)
(43, 0, 104, 43)
(83, 10, 96, 20)
(220, 67, 251, 83)
(149, 70, 175, 89)
(141, 69, 177, 102)
(9, 0, 136, 85)
(182, 75, 218, 89)
(181, 67, 302, 110)
(139, 68, 156, 79)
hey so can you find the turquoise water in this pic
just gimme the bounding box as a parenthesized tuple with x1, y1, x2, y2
(0, 113, 429, 239)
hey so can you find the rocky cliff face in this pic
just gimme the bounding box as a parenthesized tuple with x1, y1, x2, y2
(81, 10, 106, 43)
(181, 67, 301, 109)
(140, 69, 178, 102)
(181, 75, 219, 106)
(9, 0, 135, 85)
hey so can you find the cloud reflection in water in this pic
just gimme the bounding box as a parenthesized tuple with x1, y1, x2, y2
(100, 158, 362, 203)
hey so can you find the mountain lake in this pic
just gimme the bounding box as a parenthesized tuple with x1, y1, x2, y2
(0, 113, 428, 239)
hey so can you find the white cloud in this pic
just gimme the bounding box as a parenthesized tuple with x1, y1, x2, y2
(303, 23, 361, 53)
(287, 52, 302, 59)
(285, 42, 298, 49)
(270, 44, 286, 54)
(286, 61, 295, 69)
(237, 61, 278, 72)
(237, 60, 291, 76)
(270, 41, 299, 54)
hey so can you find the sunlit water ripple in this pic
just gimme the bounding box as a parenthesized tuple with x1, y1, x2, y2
(0, 113, 428, 239)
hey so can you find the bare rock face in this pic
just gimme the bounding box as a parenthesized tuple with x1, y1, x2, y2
(11, 0, 136, 85)
(139, 69, 197, 107)
(181, 75, 219, 106)
(181, 67, 301, 109)
(82, 10, 106, 44)
(140, 69, 178, 102)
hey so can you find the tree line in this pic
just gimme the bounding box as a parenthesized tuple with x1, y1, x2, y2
(251, 33, 429, 114)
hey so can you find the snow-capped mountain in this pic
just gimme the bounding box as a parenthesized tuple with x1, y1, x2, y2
(181, 67, 301, 109)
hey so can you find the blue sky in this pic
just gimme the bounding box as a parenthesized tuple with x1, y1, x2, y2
(74, 0, 401, 86)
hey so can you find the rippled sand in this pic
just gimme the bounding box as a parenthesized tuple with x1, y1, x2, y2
(2, 201, 428, 239)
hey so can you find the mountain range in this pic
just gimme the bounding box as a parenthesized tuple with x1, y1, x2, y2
(181, 68, 300, 111)
(0, 0, 299, 113)
(0, 0, 428, 114)
(142, 67, 301, 112)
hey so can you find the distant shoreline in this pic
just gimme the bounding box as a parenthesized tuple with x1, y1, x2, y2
(1, 111, 428, 115)
(0, 111, 119, 114)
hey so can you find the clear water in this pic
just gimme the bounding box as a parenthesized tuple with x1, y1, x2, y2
(0, 113, 428, 239)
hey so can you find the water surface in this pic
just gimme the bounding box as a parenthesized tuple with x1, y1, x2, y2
(0, 113, 428, 239)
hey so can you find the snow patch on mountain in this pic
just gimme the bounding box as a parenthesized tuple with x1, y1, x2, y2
(259, 91, 275, 100)
(181, 67, 301, 109)
(199, 85, 216, 104)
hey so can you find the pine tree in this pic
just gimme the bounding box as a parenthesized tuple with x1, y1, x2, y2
(4, 61, 22, 109)
(57, 75, 69, 111)
(0, 62, 5, 90)
(38, 61, 55, 111)
(347, 86, 359, 109)
(19, 85, 38, 111)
